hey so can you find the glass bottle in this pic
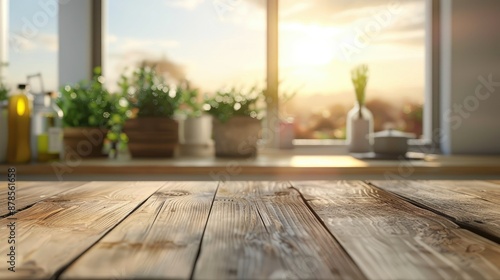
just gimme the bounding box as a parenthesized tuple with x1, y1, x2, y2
(32, 92, 63, 162)
(346, 103, 373, 153)
(7, 84, 32, 163)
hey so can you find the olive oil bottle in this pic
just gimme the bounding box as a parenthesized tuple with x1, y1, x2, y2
(7, 84, 32, 163)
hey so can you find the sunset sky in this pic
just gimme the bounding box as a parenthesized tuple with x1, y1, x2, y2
(6, 0, 426, 103)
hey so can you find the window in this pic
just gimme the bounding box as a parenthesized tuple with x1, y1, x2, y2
(106, 0, 428, 144)
(6, 0, 59, 93)
(105, 0, 266, 94)
(278, 0, 426, 141)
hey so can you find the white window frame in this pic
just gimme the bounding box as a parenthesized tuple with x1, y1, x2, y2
(0, 0, 8, 78)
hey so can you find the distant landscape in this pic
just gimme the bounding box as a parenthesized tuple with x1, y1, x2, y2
(284, 88, 424, 139)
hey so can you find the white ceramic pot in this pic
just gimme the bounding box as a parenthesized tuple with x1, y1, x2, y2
(180, 114, 212, 145)
(373, 129, 415, 155)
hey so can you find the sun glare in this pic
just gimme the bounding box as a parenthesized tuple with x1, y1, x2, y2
(284, 25, 338, 67)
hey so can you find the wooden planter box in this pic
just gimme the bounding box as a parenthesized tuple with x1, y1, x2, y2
(63, 127, 108, 158)
(124, 118, 178, 158)
(212, 116, 261, 158)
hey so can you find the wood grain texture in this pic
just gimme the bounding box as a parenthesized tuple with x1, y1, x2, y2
(487, 180, 500, 186)
(421, 180, 500, 205)
(194, 181, 365, 280)
(293, 181, 500, 280)
(193, 182, 284, 279)
(61, 181, 218, 279)
(370, 180, 500, 242)
(0, 181, 86, 216)
(0, 181, 163, 279)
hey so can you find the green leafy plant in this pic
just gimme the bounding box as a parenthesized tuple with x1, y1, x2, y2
(0, 63, 8, 101)
(0, 82, 8, 102)
(205, 86, 264, 123)
(106, 91, 130, 144)
(57, 67, 127, 128)
(120, 65, 181, 118)
(351, 64, 369, 106)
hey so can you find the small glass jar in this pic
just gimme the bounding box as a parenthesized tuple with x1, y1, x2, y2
(32, 92, 63, 162)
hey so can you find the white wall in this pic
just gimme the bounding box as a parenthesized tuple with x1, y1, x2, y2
(441, 0, 500, 154)
(0, 0, 8, 68)
(58, 0, 92, 86)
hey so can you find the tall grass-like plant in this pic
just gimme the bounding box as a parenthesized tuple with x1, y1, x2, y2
(351, 64, 369, 118)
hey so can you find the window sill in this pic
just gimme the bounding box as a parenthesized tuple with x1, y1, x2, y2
(286, 139, 437, 155)
(2, 153, 499, 181)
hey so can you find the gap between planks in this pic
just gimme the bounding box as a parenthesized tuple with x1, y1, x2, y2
(61, 182, 219, 279)
(192, 181, 366, 280)
(0, 181, 166, 279)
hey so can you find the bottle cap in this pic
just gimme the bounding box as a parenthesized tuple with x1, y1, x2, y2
(18, 84, 27, 90)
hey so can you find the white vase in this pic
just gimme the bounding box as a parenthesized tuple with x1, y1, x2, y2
(179, 114, 214, 157)
(346, 103, 373, 153)
(180, 114, 212, 145)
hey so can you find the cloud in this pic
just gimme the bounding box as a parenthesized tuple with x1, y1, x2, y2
(107, 35, 180, 53)
(38, 33, 58, 52)
(9, 32, 57, 53)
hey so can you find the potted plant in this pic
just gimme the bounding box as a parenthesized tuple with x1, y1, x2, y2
(346, 64, 374, 153)
(58, 68, 124, 158)
(176, 80, 213, 156)
(121, 66, 181, 158)
(205, 86, 264, 158)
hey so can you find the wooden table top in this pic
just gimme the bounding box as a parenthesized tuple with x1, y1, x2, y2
(0, 180, 499, 279)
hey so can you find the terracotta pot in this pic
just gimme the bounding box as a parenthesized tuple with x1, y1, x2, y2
(212, 116, 261, 158)
(63, 127, 108, 158)
(124, 117, 178, 158)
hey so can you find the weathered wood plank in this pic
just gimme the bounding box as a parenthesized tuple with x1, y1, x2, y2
(370, 180, 500, 242)
(194, 181, 365, 279)
(193, 182, 284, 279)
(293, 181, 500, 280)
(487, 180, 500, 186)
(61, 182, 218, 279)
(0, 181, 86, 216)
(421, 180, 500, 205)
(255, 182, 366, 279)
(0, 181, 163, 279)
